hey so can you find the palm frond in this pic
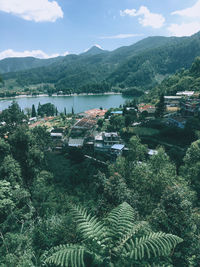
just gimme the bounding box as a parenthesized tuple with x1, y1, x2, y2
(70, 204, 106, 243)
(44, 244, 87, 267)
(124, 232, 183, 261)
(106, 202, 136, 241)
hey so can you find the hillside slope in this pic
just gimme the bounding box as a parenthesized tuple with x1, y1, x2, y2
(2, 32, 200, 92)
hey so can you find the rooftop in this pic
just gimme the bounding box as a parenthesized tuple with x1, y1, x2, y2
(111, 144, 125, 150)
(68, 138, 84, 147)
(84, 108, 107, 118)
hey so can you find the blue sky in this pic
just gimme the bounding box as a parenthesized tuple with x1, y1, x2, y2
(0, 0, 200, 59)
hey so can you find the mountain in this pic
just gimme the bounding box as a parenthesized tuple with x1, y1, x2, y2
(0, 56, 63, 74)
(81, 45, 107, 56)
(1, 32, 200, 93)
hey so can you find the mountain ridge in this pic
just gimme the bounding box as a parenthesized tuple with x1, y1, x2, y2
(1, 32, 200, 93)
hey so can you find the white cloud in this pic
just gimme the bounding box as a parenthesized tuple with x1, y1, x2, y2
(120, 6, 165, 29)
(100, 33, 143, 39)
(171, 0, 200, 18)
(0, 49, 69, 60)
(0, 0, 63, 22)
(168, 1, 200, 37)
(168, 22, 200, 37)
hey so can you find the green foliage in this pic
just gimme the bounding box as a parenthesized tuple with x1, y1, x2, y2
(31, 104, 36, 117)
(180, 139, 200, 198)
(37, 102, 56, 117)
(0, 101, 27, 134)
(155, 94, 166, 118)
(2, 33, 200, 94)
(150, 185, 200, 266)
(44, 202, 182, 266)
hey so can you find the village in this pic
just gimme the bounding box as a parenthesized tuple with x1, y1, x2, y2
(27, 90, 200, 163)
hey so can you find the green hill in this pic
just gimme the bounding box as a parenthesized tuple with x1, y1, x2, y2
(1, 32, 200, 94)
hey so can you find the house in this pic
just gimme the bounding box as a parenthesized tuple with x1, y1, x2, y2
(68, 138, 84, 148)
(50, 132, 64, 150)
(164, 96, 182, 107)
(71, 117, 97, 136)
(138, 104, 155, 114)
(84, 109, 107, 118)
(111, 144, 125, 156)
(176, 91, 194, 97)
(50, 132, 63, 139)
(111, 111, 123, 115)
(94, 132, 121, 152)
(180, 99, 200, 116)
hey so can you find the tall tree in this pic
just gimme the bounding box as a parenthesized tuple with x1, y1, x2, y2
(31, 104, 36, 117)
(155, 94, 166, 118)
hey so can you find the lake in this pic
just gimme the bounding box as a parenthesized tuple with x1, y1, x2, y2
(0, 94, 132, 113)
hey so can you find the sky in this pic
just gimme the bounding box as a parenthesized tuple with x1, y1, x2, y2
(0, 0, 200, 60)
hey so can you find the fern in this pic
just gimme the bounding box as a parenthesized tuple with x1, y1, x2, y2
(43, 202, 183, 267)
(124, 232, 183, 261)
(69, 204, 106, 243)
(106, 202, 136, 242)
(44, 244, 87, 267)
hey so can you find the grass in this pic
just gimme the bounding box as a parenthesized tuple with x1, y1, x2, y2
(132, 127, 160, 136)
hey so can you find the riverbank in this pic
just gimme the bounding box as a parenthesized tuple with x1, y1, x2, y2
(0, 92, 121, 101)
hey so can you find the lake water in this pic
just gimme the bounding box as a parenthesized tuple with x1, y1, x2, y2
(0, 94, 132, 114)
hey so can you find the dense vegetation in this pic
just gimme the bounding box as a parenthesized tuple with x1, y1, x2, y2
(1, 32, 200, 95)
(148, 56, 200, 99)
(0, 102, 200, 266)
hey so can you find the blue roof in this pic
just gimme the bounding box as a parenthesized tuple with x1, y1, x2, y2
(111, 111, 123, 114)
(111, 144, 124, 150)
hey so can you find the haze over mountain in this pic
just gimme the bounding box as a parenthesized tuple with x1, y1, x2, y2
(1, 32, 200, 93)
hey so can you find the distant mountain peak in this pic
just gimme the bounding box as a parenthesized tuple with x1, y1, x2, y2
(82, 44, 105, 56)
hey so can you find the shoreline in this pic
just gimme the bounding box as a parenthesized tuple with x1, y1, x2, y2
(0, 92, 121, 101)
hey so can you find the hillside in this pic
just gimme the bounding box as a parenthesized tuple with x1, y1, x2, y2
(1, 32, 200, 93)
(0, 56, 63, 74)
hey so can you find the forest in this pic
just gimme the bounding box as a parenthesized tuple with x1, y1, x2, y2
(0, 102, 200, 266)
(1, 32, 200, 95)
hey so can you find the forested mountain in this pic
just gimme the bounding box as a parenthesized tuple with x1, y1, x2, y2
(1, 32, 200, 93)
(0, 56, 63, 74)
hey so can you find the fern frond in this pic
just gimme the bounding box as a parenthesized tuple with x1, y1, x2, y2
(124, 232, 183, 261)
(70, 204, 106, 243)
(114, 221, 147, 255)
(44, 244, 87, 267)
(106, 202, 136, 241)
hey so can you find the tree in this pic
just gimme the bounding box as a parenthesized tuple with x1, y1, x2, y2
(0, 155, 22, 186)
(37, 103, 56, 117)
(0, 102, 27, 134)
(155, 94, 166, 118)
(180, 139, 200, 198)
(127, 136, 147, 163)
(43, 202, 182, 267)
(150, 185, 200, 266)
(129, 147, 180, 215)
(31, 104, 36, 117)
